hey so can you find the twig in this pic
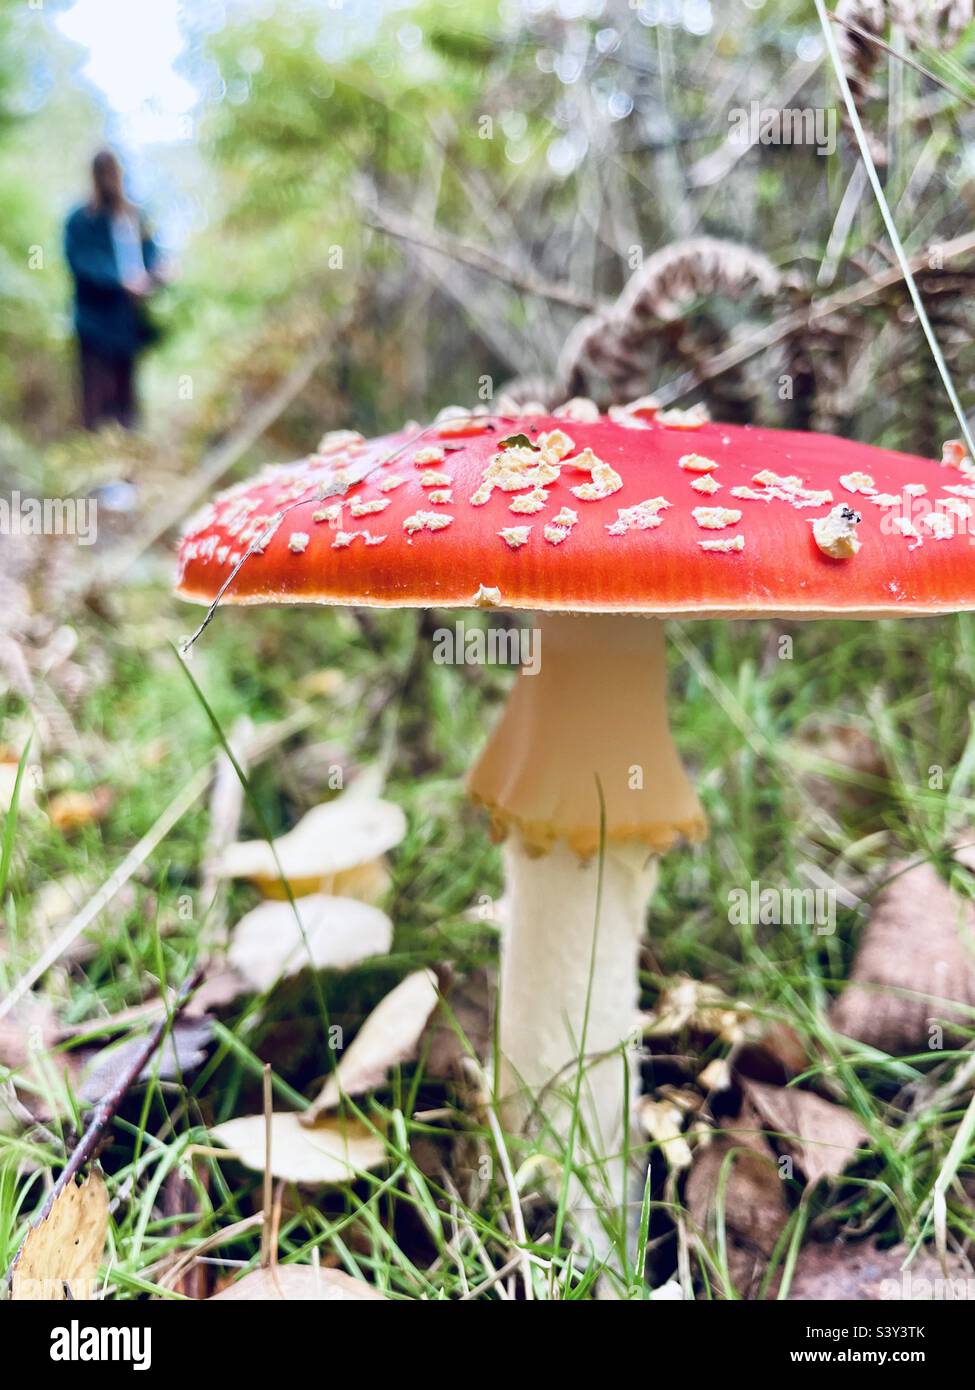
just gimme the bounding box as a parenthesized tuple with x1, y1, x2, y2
(655, 228, 975, 408)
(815, 0, 975, 458)
(828, 10, 975, 110)
(178, 424, 442, 656)
(23, 968, 202, 1237)
(155, 1213, 264, 1293)
(363, 202, 599, 313)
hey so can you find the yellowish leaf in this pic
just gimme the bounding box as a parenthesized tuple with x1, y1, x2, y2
(302, 970, 439, 1124)
(11, 1172, 108, 1301)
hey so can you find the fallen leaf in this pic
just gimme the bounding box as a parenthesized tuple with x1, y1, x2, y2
(786, 1241, 974, 1301)
(742, 1079, 868, 1186)
(0, 998, 82, 1119)
(76, 1018, 213, 1104)
(47, 787, 113, 833)
(10, 1172, 109, 1300)
(735, 1020, 809, 1085)
(684, 1101, 790, 1299)
(228, 895, 393, 992)
(211, 1112, 386, 1185)
(210, 1264, 388, 1301)
(184, 967, 248, 1016)
(0, 997, 59, 1072)
(218, 792, 406, 899)
(425, 966, 495, 1078)
(302, 969, 439, 1124)
(830, 861, 975, 1053)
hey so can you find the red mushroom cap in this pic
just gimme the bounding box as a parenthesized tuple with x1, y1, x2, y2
(175, 410, 975, 618)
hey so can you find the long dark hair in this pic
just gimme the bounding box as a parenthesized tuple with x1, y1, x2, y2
(90, 149, 130, 216)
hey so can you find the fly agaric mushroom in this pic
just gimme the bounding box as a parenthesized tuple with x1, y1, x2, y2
(177, 407, 975, 1242)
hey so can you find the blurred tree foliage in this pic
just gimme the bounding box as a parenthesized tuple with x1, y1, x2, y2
(0, 0, 102, 443)
(1, 0, 974, 468)
(179, 0, 975, 457)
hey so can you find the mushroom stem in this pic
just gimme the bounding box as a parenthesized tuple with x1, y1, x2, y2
(468, 614, 705, 1243)
(468, 614, 705, 858)
(498, 835, 656, 1193)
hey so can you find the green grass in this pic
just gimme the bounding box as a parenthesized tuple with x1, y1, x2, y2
(3, 562, 975, 1299)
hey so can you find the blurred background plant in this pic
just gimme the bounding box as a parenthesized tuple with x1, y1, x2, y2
(3, 0, 974, 466)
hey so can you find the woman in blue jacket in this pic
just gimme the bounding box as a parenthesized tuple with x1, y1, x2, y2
(64, 150, 162, 431)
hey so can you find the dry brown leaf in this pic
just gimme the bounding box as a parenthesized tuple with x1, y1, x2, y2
(210, 1264, 388, 1301)
(228, 895, 393, 992)
(47, 787, 113, 833)
(0, 998, 82, 1119)
(218, 793, 406, 899)
(0, 997, 59, 1072)
(10, 1172, 109, 1301)
(787, 1240, 974, 1301)
(684, 1101, 790, 1299)
(425, 966, 495, 1078)
(830, 861, 975, 1053)
(184, 967, 248, 1017)
(211, 1112, 386, 1185)
(302, 969, 439, 1124)
(735, 1019, 809, 1085)
(742, 1079, 868, 1187)
(76, 1018, 213, 1104)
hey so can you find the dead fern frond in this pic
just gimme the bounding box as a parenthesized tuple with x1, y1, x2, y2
(890, 1, 973, 46)
(833, 1, 972, 168)
(835, 1, 887, 104)
(879, 263, 975, 453)
(835, 1, 972, 104)
(777, 284, 865, 434)
(559, 237, 781, 407)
